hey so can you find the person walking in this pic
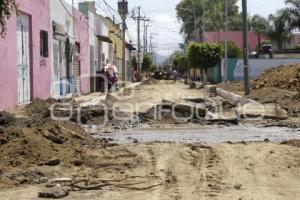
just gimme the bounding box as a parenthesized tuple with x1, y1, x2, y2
(172, 69, 178, 83)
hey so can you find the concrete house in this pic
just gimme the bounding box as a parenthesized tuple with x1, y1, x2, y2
(0, 0, 51, 110)
(79, 1, 99, 92)
(51, 0, 90, 97)
(125, 43, 136, 81)
(106, 17, 123, 77)
(95, 14, 112, 70)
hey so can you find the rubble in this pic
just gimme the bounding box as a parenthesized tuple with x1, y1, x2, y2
(38, 187, 69, 199)
(236, 103, 288, 120)
(0, 112, 16, 127)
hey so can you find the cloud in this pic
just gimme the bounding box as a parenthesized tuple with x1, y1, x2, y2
(155, 14, 173, 26)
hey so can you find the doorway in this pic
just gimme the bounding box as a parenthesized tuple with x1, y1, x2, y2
(16, 13, 31, 104)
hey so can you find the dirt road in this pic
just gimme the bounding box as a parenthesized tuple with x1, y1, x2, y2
(1, 142, 300, 200)
(1, 80, 300, 200)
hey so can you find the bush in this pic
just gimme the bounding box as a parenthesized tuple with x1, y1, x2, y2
(188, 42, 222, 70)
(220, 41, 242, 58)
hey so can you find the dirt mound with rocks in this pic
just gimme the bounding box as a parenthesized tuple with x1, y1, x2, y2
(252, 64, 300, 91)
(0, 99, 139, 188)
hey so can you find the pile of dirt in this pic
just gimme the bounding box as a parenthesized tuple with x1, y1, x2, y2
(24, 98, 56, 116)
(252, 64, 300, 91)
(0, 112, 16, 127)
(247, 87, 300, 115)
(0, 99, 146, 188)
(281, 139, 300, 147)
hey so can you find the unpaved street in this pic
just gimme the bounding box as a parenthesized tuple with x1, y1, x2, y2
(0, 81, 300, 200)
(1, 142, 300, 200)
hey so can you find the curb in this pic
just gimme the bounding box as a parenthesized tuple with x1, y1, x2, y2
(204, 85, 256, 106)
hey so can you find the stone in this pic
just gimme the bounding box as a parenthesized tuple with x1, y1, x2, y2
(189, 82, 196, 89)
(73, 160, 84, 166)
(205, 111, 238, 124)
(0, 126, 5, 133)
(162, 100, 206, 118)
(207, 86, 217, 97)
(0, 137, 8, 145)
(38, 187, 69, 199)
(237, 103, 288, 120)
(45, 158, 61, 166)
(43, 131, 64, 144)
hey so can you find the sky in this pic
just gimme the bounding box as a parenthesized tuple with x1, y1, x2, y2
(66, 0, 286, 56)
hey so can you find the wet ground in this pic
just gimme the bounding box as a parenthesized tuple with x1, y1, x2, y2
(92, 125, 300, 144)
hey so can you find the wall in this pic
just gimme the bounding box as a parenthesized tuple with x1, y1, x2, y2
(74, 10, 90, 94)
(0, 0, 51, 110)
(51, 0, 74, 37)
(219, 58, 300, 81)
(204, 31, 267, 51)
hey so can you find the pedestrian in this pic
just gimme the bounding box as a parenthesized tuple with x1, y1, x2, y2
(172, 69, 178, 82)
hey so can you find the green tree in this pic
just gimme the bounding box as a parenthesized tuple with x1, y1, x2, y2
(250, 15, 269, 50)
(142, 54, 152, 72)
(0, 0, 18, 37)
(268, 10, 292, 49)
(176, 0, 241, 40)
(188, 42, 222, 83)
(173, 55, 188, 74)
(131, 56, 137, 71)
(285, 0, 300, 30)
(177, 55, 189, 74)
(220, 41, 242, 58)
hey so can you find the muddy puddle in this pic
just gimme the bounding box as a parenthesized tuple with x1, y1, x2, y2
(87, 125, 300, 144)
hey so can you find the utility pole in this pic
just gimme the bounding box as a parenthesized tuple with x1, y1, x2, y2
(118, 0, 128, 83)
(144, 22, 150, 53)
(131, 7, 142, 81)
(224, 0, 228, 86)
(242, 0, 250, 95)
(131, 8, 150, 81)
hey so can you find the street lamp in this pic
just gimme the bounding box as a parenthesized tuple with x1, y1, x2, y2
(118, 0, 128, 83)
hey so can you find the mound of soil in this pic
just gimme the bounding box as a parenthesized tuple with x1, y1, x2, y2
(252, 64, 300, 91)
(0, 112, 16, 127)
(0, 99, 143, 188)
(24, 99, 55, 116)
(281, 140, 300, 147)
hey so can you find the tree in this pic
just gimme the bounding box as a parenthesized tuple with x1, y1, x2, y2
(0, 0, 18, 37)
(220, 41, 242, 58)
(177, 55, 189, 74)
(285, 0, 300, 30)
(250, 15, 269, 50)
(131, 56, 137, 71)
(173, 54, 188, 74)
(142, 54, 152, 72)
(188, 42, 222, 83)
(176, 0, 242, 40)
(268, 10, 292, 49)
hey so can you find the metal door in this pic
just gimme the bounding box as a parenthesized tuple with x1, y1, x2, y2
(17, 14, 31, 104)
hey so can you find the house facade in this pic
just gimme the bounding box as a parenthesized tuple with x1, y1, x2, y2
(0, 0, 51, 110)
(0, 0, 129, 111)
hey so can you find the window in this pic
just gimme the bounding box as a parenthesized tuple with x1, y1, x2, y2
(40, 30, 48, 57)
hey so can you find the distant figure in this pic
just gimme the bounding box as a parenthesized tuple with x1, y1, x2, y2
(172, 70, 178, 82)
(104, 64, 117, 92)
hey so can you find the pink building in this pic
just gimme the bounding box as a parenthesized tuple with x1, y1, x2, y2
(0, 0, 91, 111)
(0, 0, 51, 110)
(203, 31, 268, 51)
(74, 10, 90, 94)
